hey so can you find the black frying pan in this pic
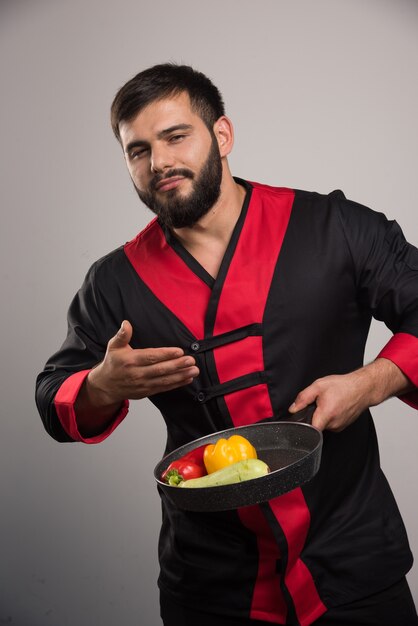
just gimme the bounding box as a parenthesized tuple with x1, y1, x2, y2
(154, 404, 322, 512)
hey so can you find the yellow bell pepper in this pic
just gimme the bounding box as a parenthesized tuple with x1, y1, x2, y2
(203, 434, 257, 474)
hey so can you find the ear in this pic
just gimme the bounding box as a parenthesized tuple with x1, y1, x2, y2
(213, 116, 234, 158)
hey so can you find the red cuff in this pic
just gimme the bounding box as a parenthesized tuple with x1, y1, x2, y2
(54, 370, 129, 443)
(377, 332, 418, 409)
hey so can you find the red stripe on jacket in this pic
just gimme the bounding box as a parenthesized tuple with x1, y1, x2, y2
(212, 184, 325, 621)
(213, 185, 294, 426)
(238, 505, 287, 623)
(124, 218, 210, 339)
(377, 332, 418, 409)
(270, 491, 327, 625)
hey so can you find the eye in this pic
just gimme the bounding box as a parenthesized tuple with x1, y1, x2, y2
(169, 134, 186, 143)
(129, 147, 149, 161)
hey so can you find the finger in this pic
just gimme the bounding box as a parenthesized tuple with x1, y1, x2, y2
(146, 365, 200, 389)
(288, 383, 319, 413)
(124, 366, 199, 399)
(108, 320, 133, 350)
(144, 361, 200, 383)
(131, 346, 187, 366)
(309, 395, 343, 432)
(147, 376, 197, 397)
(310, 407, 329, 431)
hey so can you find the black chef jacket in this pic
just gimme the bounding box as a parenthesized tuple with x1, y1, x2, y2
(36, 179, 418, 625)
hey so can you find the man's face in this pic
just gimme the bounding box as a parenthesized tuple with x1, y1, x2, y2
(119, 92, 223, 229)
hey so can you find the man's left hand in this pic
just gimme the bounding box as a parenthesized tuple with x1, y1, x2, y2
(288, 358, 413, 432)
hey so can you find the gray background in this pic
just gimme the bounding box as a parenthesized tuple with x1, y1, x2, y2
(1, 1, 417, 624)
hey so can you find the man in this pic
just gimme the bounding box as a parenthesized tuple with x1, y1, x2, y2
(36, 64, 418, 625)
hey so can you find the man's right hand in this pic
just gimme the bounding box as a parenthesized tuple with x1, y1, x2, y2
(74, 320, 199, 436)
(87, 320, 199, 405)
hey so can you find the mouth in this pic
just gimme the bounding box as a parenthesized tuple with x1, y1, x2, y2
(155, 176, 187, 193)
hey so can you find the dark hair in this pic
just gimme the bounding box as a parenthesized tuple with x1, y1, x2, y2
(110, 63, 225, 142)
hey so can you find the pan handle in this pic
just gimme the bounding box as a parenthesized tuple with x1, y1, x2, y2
(285, 402, 316, 424)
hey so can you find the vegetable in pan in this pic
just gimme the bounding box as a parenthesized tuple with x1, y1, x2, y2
(204, 434, 257, 474)
(179, 459, 269, 488)
(161, 445, 207, 485)
(161, 436, 263, 487)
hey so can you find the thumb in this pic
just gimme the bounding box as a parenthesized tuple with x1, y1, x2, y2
(288, 384, 318, 413)
(108, 320, 133, 350)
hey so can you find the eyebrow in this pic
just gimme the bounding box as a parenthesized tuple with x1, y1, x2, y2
(125, 124, 193, 154)
(157, 123, 193, 139)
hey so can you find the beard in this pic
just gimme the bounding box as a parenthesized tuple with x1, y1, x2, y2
(134, 134, 223, 229)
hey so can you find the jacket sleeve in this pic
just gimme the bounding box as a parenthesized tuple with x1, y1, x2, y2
(335, 192, 418, 408)
(35, 254, 129, 443)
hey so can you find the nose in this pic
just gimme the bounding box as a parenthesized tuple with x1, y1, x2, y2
(150, 143, 174, 174)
